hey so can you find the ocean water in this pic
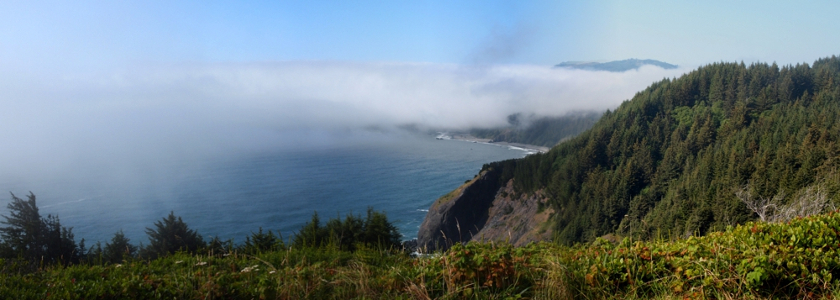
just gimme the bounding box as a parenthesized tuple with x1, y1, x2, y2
(0, 132, 530, 245)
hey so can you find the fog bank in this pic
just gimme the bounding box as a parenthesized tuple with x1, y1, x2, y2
(0, 61, 688, 180)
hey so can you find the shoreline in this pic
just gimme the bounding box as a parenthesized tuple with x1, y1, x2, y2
(445, 133, 550, 154)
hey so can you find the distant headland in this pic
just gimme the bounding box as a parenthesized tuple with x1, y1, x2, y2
(554, 58, 677, 72)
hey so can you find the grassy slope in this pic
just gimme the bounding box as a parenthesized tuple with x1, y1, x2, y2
(4, 210, 840, 299)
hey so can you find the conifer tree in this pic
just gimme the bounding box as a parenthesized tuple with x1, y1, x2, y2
(0, 192, 44, 260)
(141, 211, 204, 259)
(0, 192, 81, 265)
(361, 208, 401, 249)
(292, 212, 325, 248)
(103, 230, 137, 263)
(241, 227, 284, 254)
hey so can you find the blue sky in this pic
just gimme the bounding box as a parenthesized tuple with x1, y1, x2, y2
(3, 0, 840, 71)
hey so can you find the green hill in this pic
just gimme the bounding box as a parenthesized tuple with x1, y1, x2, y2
(486, 56, 840, 245)
(469, 112, 601, 147)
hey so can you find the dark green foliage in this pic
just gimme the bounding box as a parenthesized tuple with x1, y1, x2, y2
(141, 211, 205, 259)
(41, 214, 81, 265)
(86, 230, 138, 265)
(487, 56, 840, 245)
(204, 236, 234, 256)
(292, 208, 401, 251)
(0, 192, 81, 266)
(8, 212, 840, 299)
(292, 211, 324, 248)
(470, 112, 600, 147)
(103, 230, 137, 264)
(359, 208, 401, 248)
(0, 193, 43, 260)
(239, 227, 284, 254)
(561, 211, 840, 299)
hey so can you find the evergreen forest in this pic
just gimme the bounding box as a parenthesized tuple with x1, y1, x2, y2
(488, 56, 840, 244)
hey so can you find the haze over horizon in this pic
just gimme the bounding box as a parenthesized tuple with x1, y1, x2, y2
(2, 1, 840, 192)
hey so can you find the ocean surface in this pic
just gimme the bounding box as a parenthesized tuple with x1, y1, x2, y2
(0, 132, 531, 245)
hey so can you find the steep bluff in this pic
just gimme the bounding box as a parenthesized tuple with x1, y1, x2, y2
(416, 167, 553, 251)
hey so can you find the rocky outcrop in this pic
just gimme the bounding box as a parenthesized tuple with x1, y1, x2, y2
(416, 168, 553, 252)
(416, 168, 501, 251)
(470, 180, 553, 246)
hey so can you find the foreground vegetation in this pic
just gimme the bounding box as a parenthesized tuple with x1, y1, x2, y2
(3, 210, 840, 299)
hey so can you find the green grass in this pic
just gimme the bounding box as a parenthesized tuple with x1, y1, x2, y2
(4, 211, 840, 299)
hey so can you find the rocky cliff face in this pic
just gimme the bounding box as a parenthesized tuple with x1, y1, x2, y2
(416, 168, 553, 252)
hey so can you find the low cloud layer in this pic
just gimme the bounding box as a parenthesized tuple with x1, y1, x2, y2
(0, 61, 688, 180)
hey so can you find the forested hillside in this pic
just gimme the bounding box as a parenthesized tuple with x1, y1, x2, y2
(488, 56, 840, 244)
(469, 112, 600, 147)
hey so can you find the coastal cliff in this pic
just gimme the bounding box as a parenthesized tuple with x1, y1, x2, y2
(416, 167, 553, 251)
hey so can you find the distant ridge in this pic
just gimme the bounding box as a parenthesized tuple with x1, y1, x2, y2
(554, 58, 677, 72)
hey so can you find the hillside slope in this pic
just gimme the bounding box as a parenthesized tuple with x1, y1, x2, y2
(469, 112, 600, 147)
(421, 55, 840, 246)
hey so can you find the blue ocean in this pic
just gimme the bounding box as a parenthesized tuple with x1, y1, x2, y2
(1, 132, 529, 245)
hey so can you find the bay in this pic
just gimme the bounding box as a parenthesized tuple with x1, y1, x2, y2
(0, 132, 529, 245)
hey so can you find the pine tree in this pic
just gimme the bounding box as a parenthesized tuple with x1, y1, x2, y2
(361, 208, 401, 249)
(292, 212, 325, 248)
(0, 192, 44, 260)
(241, 227, 284, 254)
(103, 230, 137, 263)
(141, 211, 204, 259)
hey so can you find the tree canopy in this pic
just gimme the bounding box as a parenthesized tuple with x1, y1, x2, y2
(293, 208, 401, 251)
(141, 211, 205, 259)
(487, 56, 840, 244)
(0, 192, 82, 266)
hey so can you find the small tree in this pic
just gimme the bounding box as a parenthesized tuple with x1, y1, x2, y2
(325, 213, 364, 250)
(361, 207, 401, 250)
(292, 208, 401, 251)
(141, 211, 204, 259)
(205, 236, 234, 256)
(240, 227, 285, 254)
(292, 212, 325, 248)
(103, 230, 137, 264)
(42, 214, 81, 264)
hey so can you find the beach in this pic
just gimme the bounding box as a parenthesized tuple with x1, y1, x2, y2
(445, 132, 550, 155)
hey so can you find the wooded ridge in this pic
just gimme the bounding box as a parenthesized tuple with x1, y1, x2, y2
(430, 55, 840, 246)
